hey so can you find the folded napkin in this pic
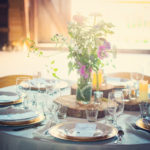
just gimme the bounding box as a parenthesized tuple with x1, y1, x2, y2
(33, 121, 53, 141)
(0, 95, 19, 103)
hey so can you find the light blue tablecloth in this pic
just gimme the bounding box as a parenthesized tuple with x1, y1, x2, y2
(0, 86, 150, 150)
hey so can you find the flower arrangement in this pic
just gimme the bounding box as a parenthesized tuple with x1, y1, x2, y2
(52, 14, 116, 103)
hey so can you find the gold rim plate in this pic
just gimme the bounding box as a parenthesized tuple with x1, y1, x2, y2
(49, 122, 118, 142)
(0, 91, 22, 106)
(136, 118, 150, 131)
(0, 114, 44, 126)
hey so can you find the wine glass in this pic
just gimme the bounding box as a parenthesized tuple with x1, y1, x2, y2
(46, 86, 60, 124)
(108, 91, 124, 127)
(130, 67, 144, 86)
(16, 77, 31, 109)
(130, 67, 144, 99)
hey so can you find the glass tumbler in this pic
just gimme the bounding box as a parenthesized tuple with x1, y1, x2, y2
(86, 103, 99, 122)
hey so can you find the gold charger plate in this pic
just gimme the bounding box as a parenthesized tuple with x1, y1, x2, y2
(0, 99, 22, 106)
(136, 118, 150, 131)
(0, 114, 44, 126)
(0, 91, 22, 106)
(49, 122, 118, 142)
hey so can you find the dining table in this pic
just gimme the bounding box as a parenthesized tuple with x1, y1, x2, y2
(0, 78, 150, 150)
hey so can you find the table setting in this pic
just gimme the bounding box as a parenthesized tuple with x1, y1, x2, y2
(0, 106, 44, 131)
(0, 68, 150, 150)
(0, 75, 71, 129)
(0, 73, 150, 150)
(0, 91, 22, 106)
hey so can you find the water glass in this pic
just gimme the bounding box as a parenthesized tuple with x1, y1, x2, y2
(104, 108, 114, 125)
(94, 91, 103, 104)
(107, 91, 124, 126)
(16, 77, 31, 109)
(139, 102, 150, 118)
(130, 66, 144, 83)
(57, 104, 67, 120)
(122, 88, 129, 100)
(85, 103, 99, 122)
(129, 82, 138, 100)
(130, 72, 144, 82)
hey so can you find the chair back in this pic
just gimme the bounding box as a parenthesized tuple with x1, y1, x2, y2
(0, 75, 33, 88)
(107, 72, 150, 84)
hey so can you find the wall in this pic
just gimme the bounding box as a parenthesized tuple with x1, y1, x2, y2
(8, 0, 25, 45)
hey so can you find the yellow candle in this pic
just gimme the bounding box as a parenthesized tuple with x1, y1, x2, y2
(92, 72, 97, 89)
(98, 70, 103, 86)
(139, 80, 148, 101)
(92, 70, 103, 90)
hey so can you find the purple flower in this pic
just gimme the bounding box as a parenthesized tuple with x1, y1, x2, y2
(104, 41, 111, 49)
(79, 65, 86, 76)
(84, 73, 89, 79)
(89, 68, 92, 73)
(97, 46, 105, 59)
(97, 41, 111, 59)
(78, 65, 91, 79)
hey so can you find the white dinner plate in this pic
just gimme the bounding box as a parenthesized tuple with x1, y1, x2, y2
(49, 122, 118, 142)
(0, 91, 21, 106)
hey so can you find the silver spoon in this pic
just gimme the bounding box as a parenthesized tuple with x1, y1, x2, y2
(114, 128, 124, 144)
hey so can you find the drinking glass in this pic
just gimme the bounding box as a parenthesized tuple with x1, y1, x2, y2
(139, 102, 150, 118)
(40, 82, 60, 124)
(130, 72, 144, 82)
(16, 77, 31, 109)
(108, 91, 124, 127)
(85, 104, 99, 122)
(55, 87, 69, 121)
(130, 67, 144, 98)
(57, 104, 67, 120)
(94, 91, 103, 105)
(36, 79, 54, 116)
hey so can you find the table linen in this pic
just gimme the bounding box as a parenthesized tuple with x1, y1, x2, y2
(0, 85, 150, 150)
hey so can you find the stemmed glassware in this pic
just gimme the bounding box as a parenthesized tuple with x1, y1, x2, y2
(16, 77, 31, 109)
(130, 67, 144, 99)
(130, 66, 144, 82)
(107, 91, 124, 127)
(45, 85, 61, 124)
(45, 81, 69, 124)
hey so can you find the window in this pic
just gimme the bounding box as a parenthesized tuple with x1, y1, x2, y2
(71, 0, 150, 52)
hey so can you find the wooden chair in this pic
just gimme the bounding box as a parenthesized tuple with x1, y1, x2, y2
(0, 75, 33, 88)
(107, 72, 150, 84)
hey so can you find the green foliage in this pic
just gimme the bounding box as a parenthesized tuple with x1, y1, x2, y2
(25, 38, 59, 79)
(51, 14, 115, 75)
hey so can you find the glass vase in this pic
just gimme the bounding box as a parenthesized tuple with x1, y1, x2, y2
(76, 75, 92, 104)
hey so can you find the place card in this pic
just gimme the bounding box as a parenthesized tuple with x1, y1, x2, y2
(73, 123, 97, 137)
